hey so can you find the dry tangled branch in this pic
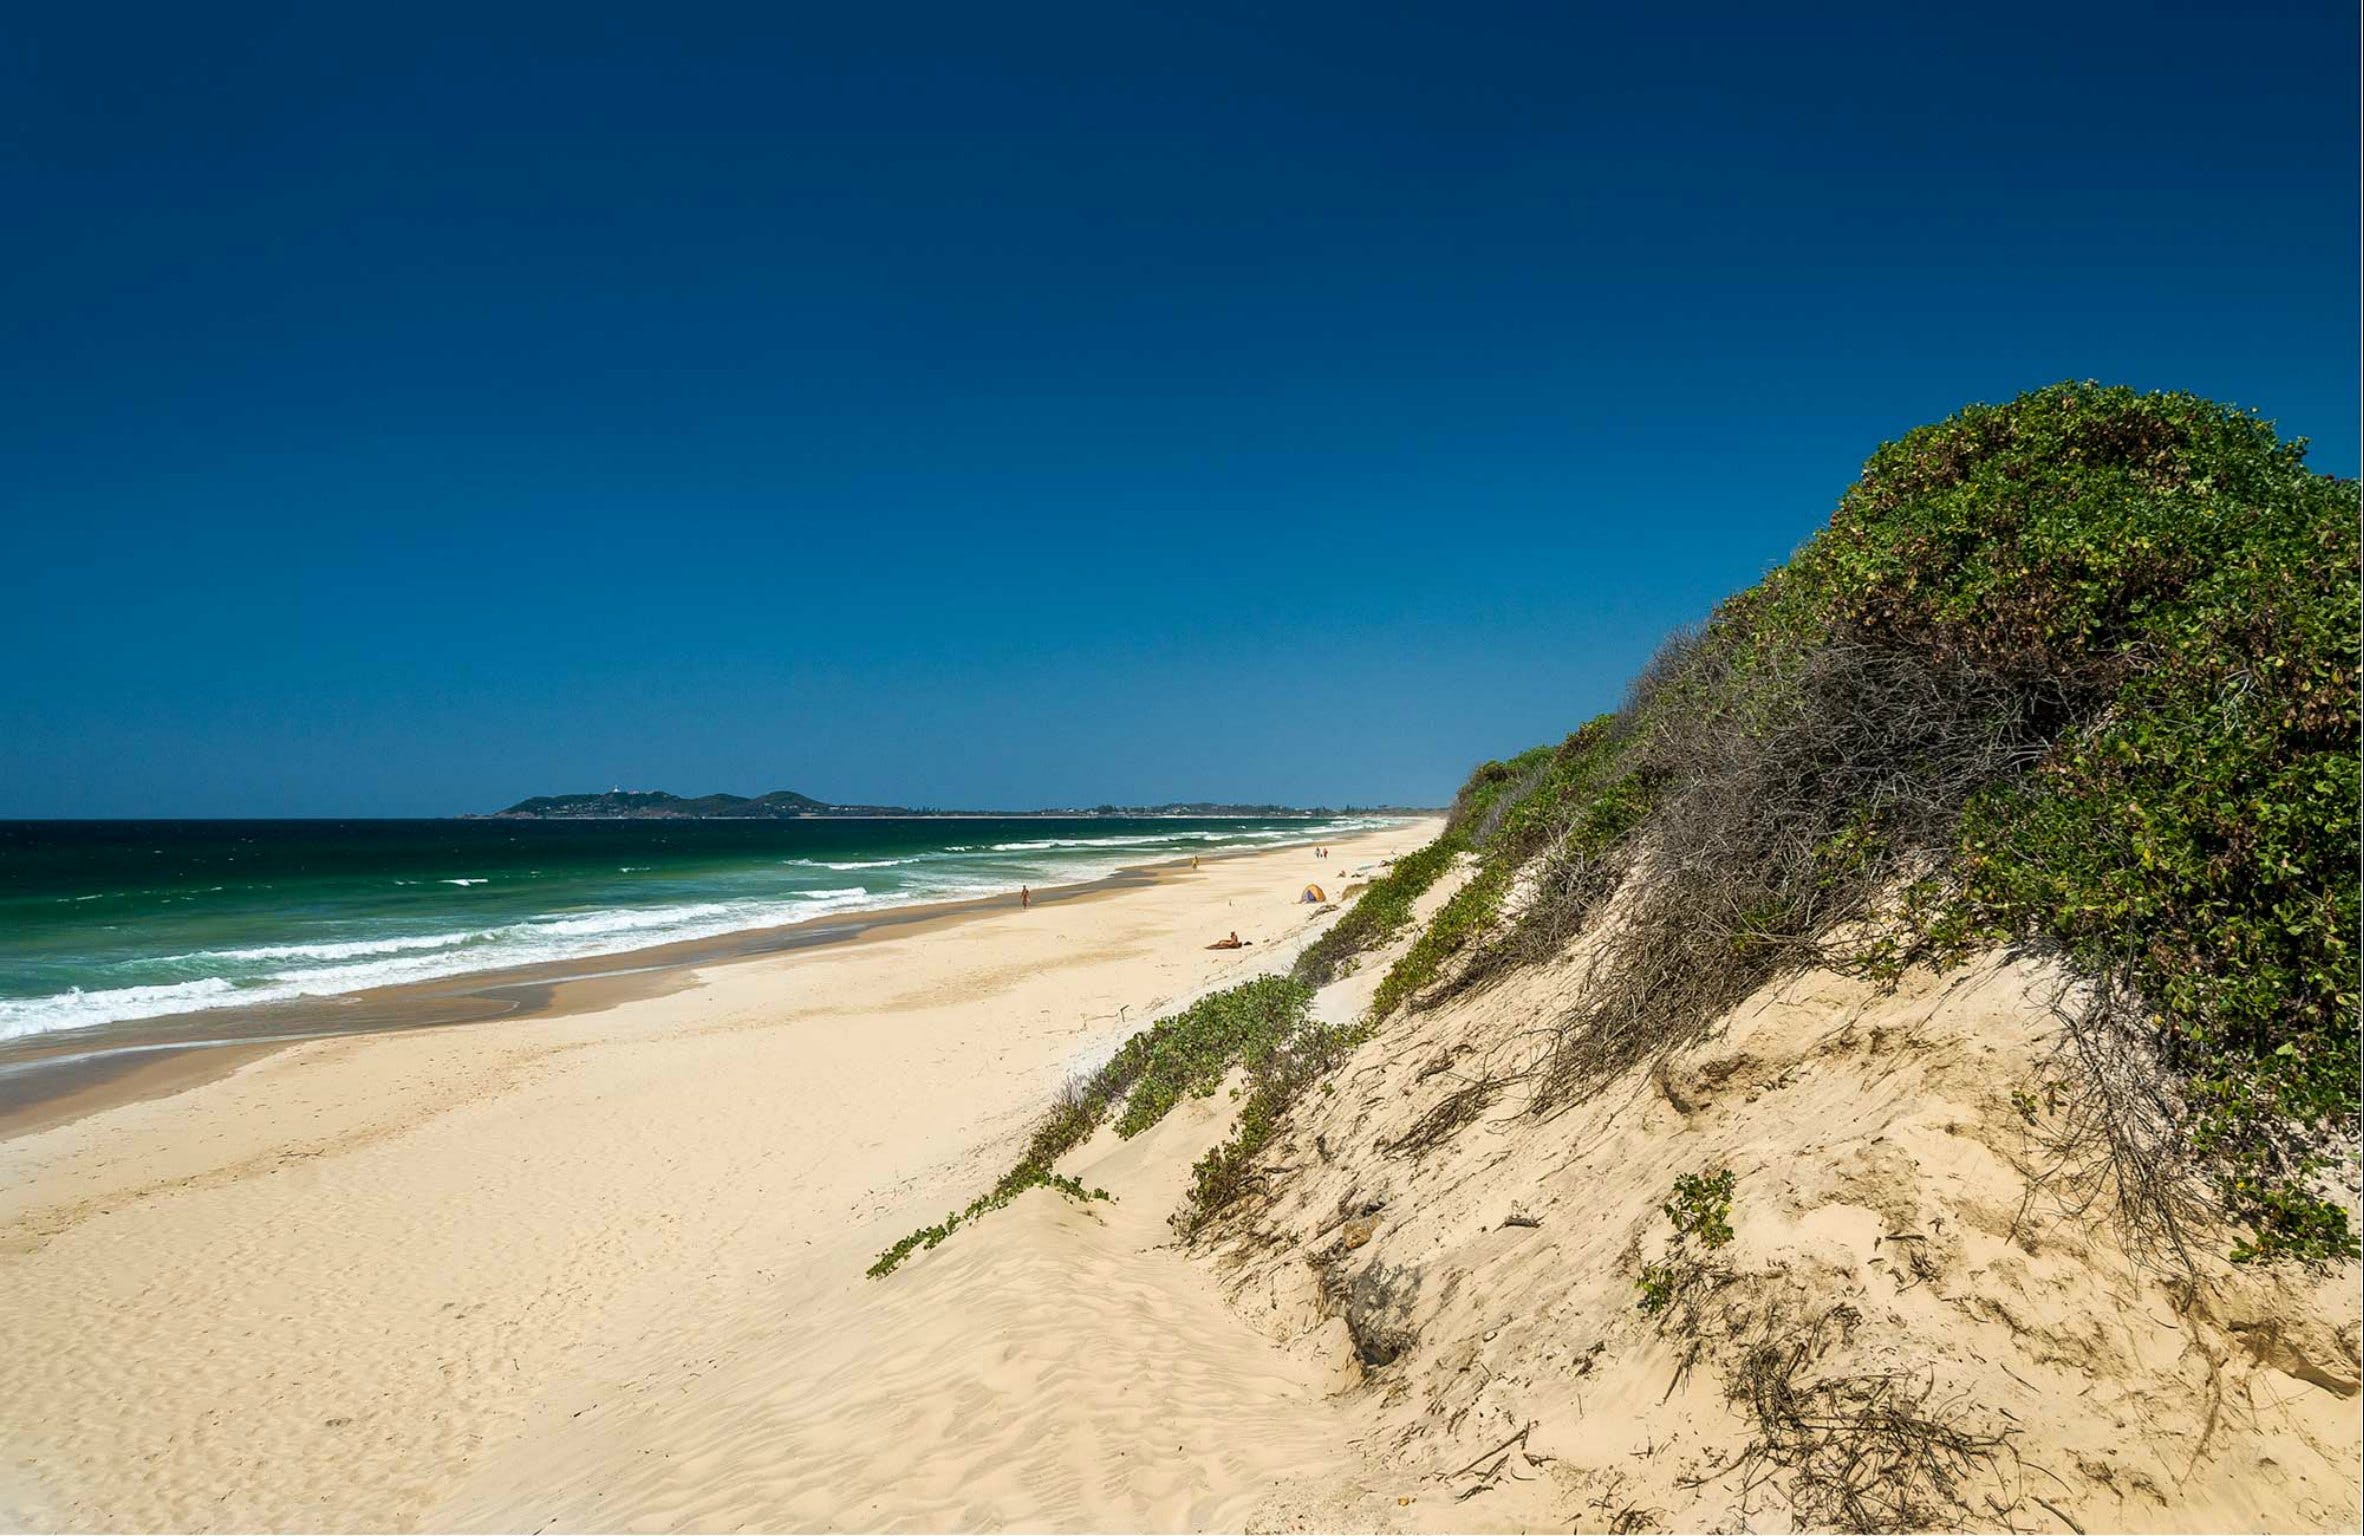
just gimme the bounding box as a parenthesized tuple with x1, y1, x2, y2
(1529, 637, 2052, 1108)
(1691, 1306, 2024, 1533)
(2012, 969, 2214, 1269)
(1386, 1070, 1505, 1158)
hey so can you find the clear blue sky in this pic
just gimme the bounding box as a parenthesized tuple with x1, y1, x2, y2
(4, 1, 2355, 816)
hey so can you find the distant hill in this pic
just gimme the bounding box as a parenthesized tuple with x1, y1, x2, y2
(487, 790, 896, 820)
(482, 790, 1431, 820)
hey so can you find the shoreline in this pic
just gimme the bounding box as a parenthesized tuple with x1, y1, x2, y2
(0, 830, 1397, 1142)
(0, 817, 1440, 1532)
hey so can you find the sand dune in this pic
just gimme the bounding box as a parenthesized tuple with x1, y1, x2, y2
(1200, 862, 2364, 1535)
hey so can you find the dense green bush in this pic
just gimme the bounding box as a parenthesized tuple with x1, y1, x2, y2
(1803, 386, 2359, 1260)
(1445, 743, 1558, 844)
(1390, 383, 2358, 1263)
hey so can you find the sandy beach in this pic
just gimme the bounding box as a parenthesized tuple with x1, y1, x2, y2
(0, 819, 1439, 1531)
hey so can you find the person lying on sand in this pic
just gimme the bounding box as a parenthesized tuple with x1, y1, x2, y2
(1206, 930, 1249, 949)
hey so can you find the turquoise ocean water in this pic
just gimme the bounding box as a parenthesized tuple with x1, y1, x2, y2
(0, 816, 1387, 1043)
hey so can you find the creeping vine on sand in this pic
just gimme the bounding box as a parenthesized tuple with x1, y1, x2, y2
(868, 975, 1312, 1276)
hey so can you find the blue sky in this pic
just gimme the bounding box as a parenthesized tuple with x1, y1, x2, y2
(4, 0, 2355, 816)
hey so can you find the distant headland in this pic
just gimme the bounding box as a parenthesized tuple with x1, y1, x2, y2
(479, 789, 1434, 820)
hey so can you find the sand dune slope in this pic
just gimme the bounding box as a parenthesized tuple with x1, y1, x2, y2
(1209, 936, 2364, 1534)
(430, 1089, 1361, 1533)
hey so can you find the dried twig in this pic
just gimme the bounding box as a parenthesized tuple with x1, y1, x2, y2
(1443, 1420, 1535, 1481)
(1686, 1306, 2023, 1532)
(1496, 637, 2053, 1113)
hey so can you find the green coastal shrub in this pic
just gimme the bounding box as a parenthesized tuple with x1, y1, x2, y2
(1369, 861, 1510, 1017)
(1109, 975, 1312, 1138)
(1663, 1167, 1738, 1249)
(1365, 714, 1660, 1017)
(1813, 387, 2359, 1260)
(868, 974, 1312, 1276)
(1638, 1167, 1737, 1316)
(865, 1167, 1112, 1280)
(1387, 383, 2359, 1263)
(1445, 743, 1559, 846)
(1302, 724, 1649, 1019)
(1176, 1013, 1372, 1237)
(1291, 836, 1462, 988)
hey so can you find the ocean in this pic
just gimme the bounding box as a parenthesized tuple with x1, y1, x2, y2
(0, 815, 1388, 1044)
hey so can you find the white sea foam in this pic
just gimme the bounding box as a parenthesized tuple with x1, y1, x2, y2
(1, 819, 1399, 1040)
(0, 979, 242, 1041)
(987, 836, 1175, 852)
(986, 829, 1300, 853)
(0, 895, 874, 1039)
(524, 903, 735, 938)
(174, 930, 491, 964)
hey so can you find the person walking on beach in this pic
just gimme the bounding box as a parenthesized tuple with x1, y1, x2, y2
(1020, 885, 1031, 909)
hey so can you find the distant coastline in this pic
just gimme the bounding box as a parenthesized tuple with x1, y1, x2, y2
(0, 811, 1412, 1047)
(0, 820, 1437, 1143)
(480, 788, 1438, 821)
